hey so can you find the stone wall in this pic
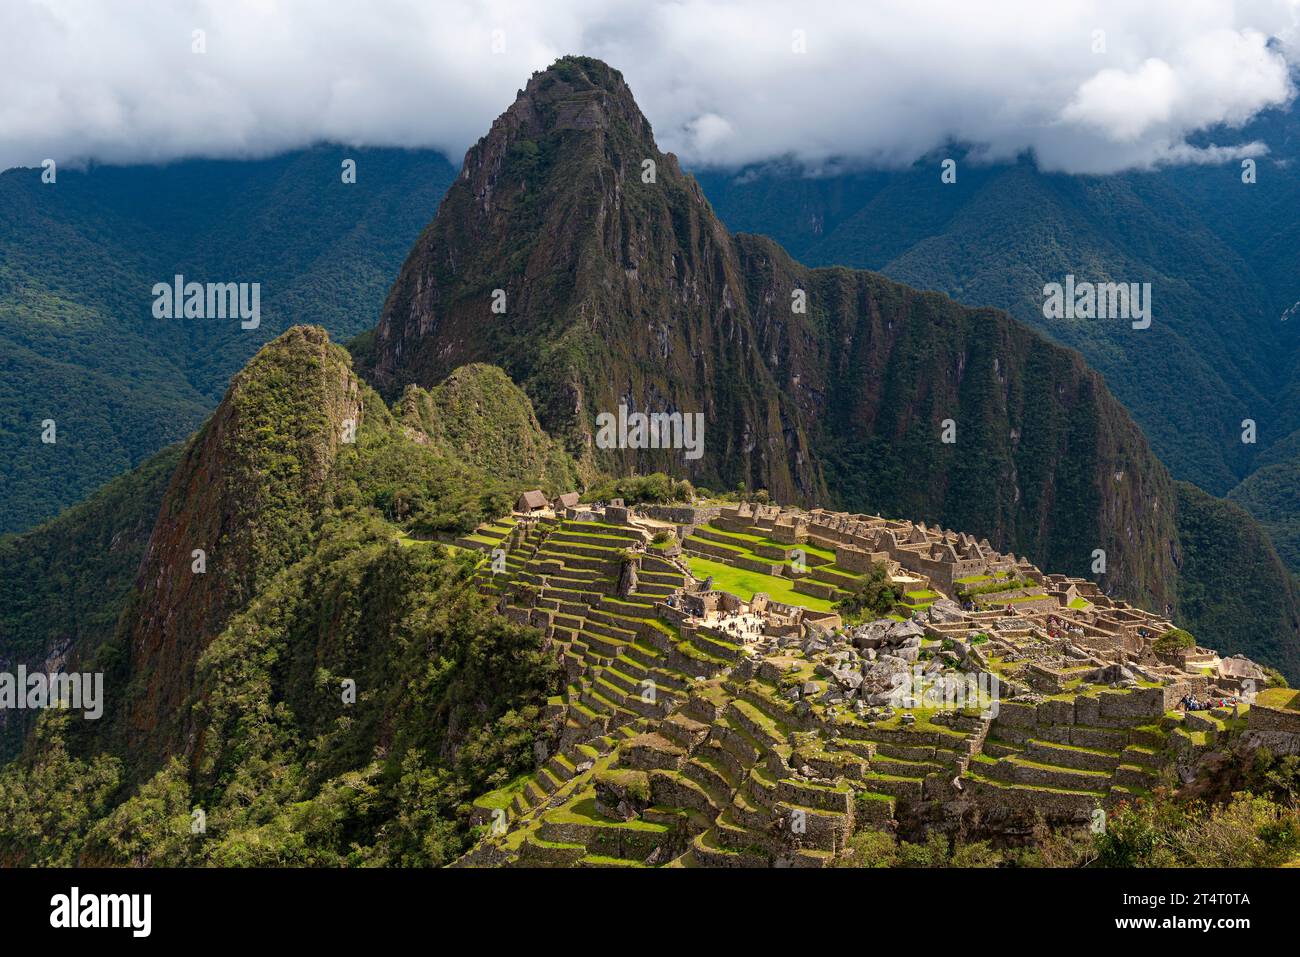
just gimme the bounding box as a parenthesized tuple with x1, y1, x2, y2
(835, 544, 874, 573)
(1248, 704, 1300, 736)
(641, 504, 722, 525)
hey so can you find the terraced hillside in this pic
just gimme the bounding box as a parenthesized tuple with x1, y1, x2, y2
(460, 624, 1250, 868)
(452, 502, 1283, 868)
(465, 517, 742, 752)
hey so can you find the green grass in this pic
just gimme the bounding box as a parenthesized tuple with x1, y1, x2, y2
(1257, 688, 1300, 711)
(978, 593, 1049, 605)
(550, 795, 669, 832)
(685, 556, 834, 612)
(473, 772, 532, 810)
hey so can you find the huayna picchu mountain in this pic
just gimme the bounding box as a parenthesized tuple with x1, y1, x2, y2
(367, 56, 1300, 677)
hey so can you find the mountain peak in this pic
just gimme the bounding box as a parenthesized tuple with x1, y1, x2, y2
(372, 56, 700, 408)
(125, 325, 364, 756)
(509, 56, 648, 135)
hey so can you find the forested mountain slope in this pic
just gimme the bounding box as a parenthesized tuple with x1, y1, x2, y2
(0, 147, 455, 534)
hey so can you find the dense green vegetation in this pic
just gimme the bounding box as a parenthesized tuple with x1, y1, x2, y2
(0, 445, 181, 760)
(1173, 482, 1300, 680)
(1153, 627, 1197, 655)
(0, 445, 179, 664)
(397, 363, 577, 493)
(698, 111, 1300, 581)
(0, 527, 560, 866)
(582, 472, 694, 505)
(0, 328, 577, 862)
(0, 146, 456, 534)
(1227, 455, 1300, 572)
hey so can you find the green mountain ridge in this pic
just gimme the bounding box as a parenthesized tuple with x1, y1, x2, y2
(696, 117, 1300, 574)
(0, 324, 576, 867)
(0, 146, 456, 535)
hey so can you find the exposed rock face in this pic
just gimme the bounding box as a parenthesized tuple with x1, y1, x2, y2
(372, 57, 802, 497)
(369, 56, 1181, 610)
(123, 326, 364, 757)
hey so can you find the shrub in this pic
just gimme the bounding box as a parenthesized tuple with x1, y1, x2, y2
(1153, 627, 1196, 655)
(834, 562, 899, 622)
(581, 472, 691, 506)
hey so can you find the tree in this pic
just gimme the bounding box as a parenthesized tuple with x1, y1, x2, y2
(834, 562, 899, 622)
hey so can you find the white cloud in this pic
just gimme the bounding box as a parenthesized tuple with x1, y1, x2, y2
(684, 113, 736, 159)
(1, 0, 1298, 174)
(1062, 59, 1181, 142)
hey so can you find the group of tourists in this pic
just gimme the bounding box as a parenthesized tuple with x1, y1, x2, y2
(1181, 693, 1232, 713)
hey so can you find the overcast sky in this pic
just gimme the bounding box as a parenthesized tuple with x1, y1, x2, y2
(2, 0, 1299, 175)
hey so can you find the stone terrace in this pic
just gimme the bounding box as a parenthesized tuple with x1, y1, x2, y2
(452, 500, 1275, 867)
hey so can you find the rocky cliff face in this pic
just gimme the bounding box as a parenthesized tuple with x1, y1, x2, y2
(372, 57, 803, 499)
(369, 56, 1181, 610)
(123, 326, 364, 756)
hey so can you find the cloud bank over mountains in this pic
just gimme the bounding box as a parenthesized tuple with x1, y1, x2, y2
(2, 0, 1298, 174)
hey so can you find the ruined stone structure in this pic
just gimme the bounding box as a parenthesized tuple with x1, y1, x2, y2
(451, 498, 1282, 868)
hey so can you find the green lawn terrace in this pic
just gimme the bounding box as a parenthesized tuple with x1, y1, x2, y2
(1257, 687, 1300, 712)
(680, 521, 885, 613)
(389, 514, 519, 554)
(454, 515, 517, 553)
